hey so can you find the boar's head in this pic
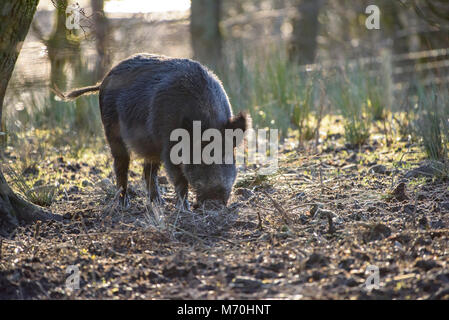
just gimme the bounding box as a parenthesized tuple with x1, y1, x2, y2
(181, 112, 247, 207)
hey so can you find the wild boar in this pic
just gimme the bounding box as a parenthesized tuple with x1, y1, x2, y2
(59, 54, 247, 209)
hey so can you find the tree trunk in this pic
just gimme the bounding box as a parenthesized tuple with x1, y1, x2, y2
(0, 0, 39, 120)
(288, 0, 324, 65)
(0, 0, 60, 227)
(0, 171, 57, 226)
(91, 0, 111, 81)
(190, 0, 222, 69)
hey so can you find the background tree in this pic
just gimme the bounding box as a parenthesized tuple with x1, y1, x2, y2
(32, 0, 82, 92)
(190, 0, 223, 68)
(32, 1, 107, 136)
(0, 0, 58, 227)
(91, 0, 111, 81)
(288, 0, 325, 64)
(409, 0, 449, 50)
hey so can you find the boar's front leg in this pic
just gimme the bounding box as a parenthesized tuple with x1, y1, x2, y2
(164, 162, 190, 211)
(143, 159, 164, 205)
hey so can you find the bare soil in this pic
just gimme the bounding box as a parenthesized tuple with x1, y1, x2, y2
(1, 127, 449, 300)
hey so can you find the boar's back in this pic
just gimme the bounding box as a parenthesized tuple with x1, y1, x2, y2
(99, 54, 233, 158)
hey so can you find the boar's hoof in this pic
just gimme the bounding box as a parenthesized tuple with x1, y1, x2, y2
(119, 193, 130, 209)
(176, 197, 191, 211)
(150, 194, 165, 206)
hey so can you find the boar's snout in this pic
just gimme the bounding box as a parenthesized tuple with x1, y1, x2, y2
(183, 162, 237, 209)
(196, 186, 229, 207)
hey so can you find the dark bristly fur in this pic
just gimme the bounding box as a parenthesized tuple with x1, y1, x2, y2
(63, 53, 247, 209)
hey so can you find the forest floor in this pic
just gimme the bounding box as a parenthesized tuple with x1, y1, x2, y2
(1, 117, 449, 300)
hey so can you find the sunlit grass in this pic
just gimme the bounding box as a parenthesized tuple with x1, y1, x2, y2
(326, 68, 371, 147)
(3, 163, 59, 207)
(413, 85, 449, 161)
(219, 46, 318, 140)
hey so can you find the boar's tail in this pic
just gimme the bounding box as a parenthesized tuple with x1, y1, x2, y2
(52, 83, 100, 101)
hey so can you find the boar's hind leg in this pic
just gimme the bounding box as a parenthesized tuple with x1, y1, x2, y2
(143, 160, 164, 205)
(108, 134, 130, 208)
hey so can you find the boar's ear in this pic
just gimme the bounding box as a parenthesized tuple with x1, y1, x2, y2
(225, 112, 248, 132)
(181, 117, 194, 134)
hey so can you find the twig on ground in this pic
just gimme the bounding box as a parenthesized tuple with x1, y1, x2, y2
(257, 210, 263, 230)
(79, 216, 93, 241)
(327, 214, 335, 234)
(106, 247, 128, 258)
(412, 192, 419, 227)
(169, 224, 206, 245)
(34, 221, 40, 239)
(319, 161, 324, 194)
(314, 81, 326, 154)
(262, 190, 290, 225)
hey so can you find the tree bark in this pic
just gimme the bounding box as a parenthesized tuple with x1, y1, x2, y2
(288, 0, 324, 65)
(190, 0, 222, 69)
(0, 0, 61, 227)
(0, 0, 39, 120)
